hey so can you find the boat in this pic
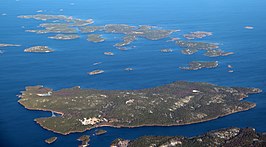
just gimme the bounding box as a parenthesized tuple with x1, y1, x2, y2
(88, 70, 104, 75)
(104, 52, 114, 56)
(160, 48, 173, 53)
(125, 68, 133, 71)
(244, 26, 254, 29)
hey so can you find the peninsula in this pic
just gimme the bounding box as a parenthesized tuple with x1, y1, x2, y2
(111, 127, 266, 147)
(114, 35, 136, 47)
(183, 31, 212, 40)
(18, 81, 261, 135)
(177, 40, 232, 57)
(87, 34, 105, 43)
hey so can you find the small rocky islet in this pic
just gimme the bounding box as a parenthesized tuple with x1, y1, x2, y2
(180, 61, 219, 70)
(77, 135, 90, 147)
(45, 137, 57, 144)
(24, 46, 54, 53)
(95, 129, 107, 136)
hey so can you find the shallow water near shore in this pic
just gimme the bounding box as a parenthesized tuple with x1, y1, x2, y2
(0, 0, 266, 146)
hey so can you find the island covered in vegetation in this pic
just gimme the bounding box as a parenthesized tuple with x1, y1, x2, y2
(18, 81, 261, 135)
(180, 61, 219, 70)
(18, 14, 177, 45)
(18, 14, 235, 69)
(24, 46, 54, 53)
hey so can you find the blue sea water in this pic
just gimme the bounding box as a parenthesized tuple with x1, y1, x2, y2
(0, 0, 266, 146)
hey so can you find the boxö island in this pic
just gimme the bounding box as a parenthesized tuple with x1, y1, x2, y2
(0, 0, 266, 147)
(19, 82, 261, 135)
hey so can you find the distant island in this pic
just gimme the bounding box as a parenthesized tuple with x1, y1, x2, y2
(18, 15, 176, 42)
(177, 40, 233, 57)
(0, 43, 20, 47)
(18, 81, 261, 135)
(48, 34, 80, 40)
(180, 61, 219, 70)
(24, 46, 54, 53)
(183, 31, 212, 40)
(111, 127, 266, 147)
(17, 14, 235, 70)
(0, 44, 21, 54)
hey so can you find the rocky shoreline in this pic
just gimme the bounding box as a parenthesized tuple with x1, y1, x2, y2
(111, 127, 266, 147)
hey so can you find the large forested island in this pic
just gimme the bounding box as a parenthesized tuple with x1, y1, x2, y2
(18, 81, 261, 135)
